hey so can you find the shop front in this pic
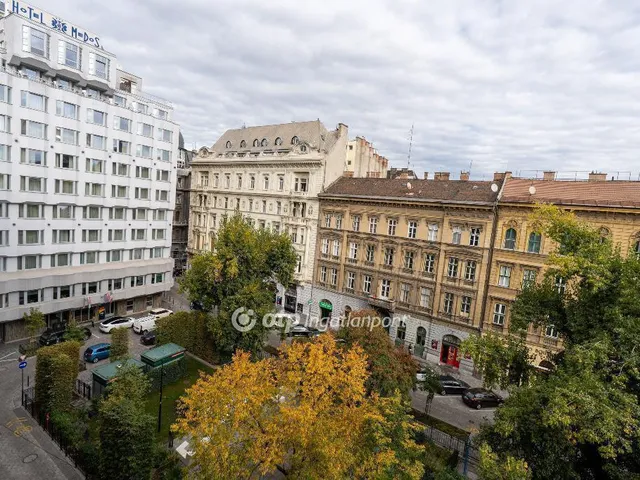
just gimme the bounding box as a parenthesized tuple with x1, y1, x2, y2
(319, 299, 333, 325)
(440, 334, 462, 368)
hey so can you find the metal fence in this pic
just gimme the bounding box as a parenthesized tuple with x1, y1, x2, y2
(75, 379, 92, 400)
(420, 424, 480, 476)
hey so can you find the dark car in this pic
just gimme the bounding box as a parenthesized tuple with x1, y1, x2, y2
(39, 326, 91, 346)
(287, 325, 321, 338)
(140, 331, 157, 346)
(190, 300, 204, 311)
(438, 375, 470, 395)
(462, 388, 504, 409)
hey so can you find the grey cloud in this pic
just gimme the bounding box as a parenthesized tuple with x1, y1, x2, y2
(49, 0, 640, 178)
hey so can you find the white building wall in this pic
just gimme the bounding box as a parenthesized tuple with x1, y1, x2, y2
(0, 7, 179, 339)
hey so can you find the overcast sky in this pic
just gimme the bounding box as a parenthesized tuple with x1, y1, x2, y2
(50, 0, 640, 179)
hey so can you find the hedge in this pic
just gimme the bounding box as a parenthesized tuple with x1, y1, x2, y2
(110, 328, 129, 360)
(147, 357, 187, 392)
(156, 311, 217, 364)
(35, 342, 82, 413)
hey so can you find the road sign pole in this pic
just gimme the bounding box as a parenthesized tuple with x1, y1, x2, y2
(21, 368, 24, 404)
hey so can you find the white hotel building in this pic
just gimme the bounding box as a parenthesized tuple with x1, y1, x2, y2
(0, 3, 179, 341)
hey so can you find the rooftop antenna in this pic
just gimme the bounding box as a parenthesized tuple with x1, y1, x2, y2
(407, 124, 414, 169)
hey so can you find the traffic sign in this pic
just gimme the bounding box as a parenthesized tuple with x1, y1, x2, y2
(307, 299, 312, 305)
(18, 361, 27, 369)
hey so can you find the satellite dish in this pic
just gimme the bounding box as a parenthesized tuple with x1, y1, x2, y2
(407, 182, 412, 190)
(490, 183, 498, 192)
(529, 186, 536, 195)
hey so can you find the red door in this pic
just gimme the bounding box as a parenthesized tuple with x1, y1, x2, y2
(447, 346, 460, 368)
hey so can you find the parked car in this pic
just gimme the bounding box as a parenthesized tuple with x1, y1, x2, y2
(438, 375, 470, 395)
(150, 308, 173, 319)
(287, 325, 321, 337)
(39, 326, 91, 346)
(98, 316, 134, 333)
(133, 315, 157, 334)
(190, 300, 204, 311)
(140, 331, 157, 346)
(462, 388, 504, 409)
(83, 343, 111, 363)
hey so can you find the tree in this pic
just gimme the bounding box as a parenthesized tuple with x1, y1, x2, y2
(99, 363, 155, 480)
(110, 328, 129, 360)
(179, 213, 297, 355)
(173, 335, 424, 479)
(35, 342, 82, 412)
(338, 309, 420, 397)
(24, 307, 45, 344)
(63, 319, 87, 342)
(470, 205, 640, 479)
(479, 444, 530, 480)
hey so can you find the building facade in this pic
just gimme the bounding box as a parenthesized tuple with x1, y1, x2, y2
(171, 135, 192, 275)
(307, 175, 501, 374)
(0, 2, 179, 341)
(344, 136, 388, 178)
(188, 120, 349, 313)
(485, 171, 640, 366)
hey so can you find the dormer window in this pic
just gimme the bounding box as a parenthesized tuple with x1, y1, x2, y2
(240, 140, 246, 148)
(261, 138, 268, 147)
(300, 145, 307, 153)
(225, 141, 232, 148)
(253, 139, 259, 147)
(275, 137, 283, 146)
(291, 136, 299, 145)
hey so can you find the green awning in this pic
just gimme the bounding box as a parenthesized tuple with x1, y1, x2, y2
(319, 300, 333, 311)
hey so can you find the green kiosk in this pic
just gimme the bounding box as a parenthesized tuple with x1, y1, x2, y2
(141, 343, 187, 389)
(91, 358, 145, 399)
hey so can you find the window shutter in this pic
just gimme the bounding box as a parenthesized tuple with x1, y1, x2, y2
(88, 51, 95, 75)
(58, 40, 64, 64)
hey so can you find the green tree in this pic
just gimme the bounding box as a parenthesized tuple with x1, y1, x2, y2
(472, 205, 640, 479)
(24, 307, 45, 344)
(99, 364, 155, 480)
(338, 309, 419, 397)
(180, 213, 297, 355)
(35, 342, 82, 412)
(479, 444, 530, 480)
(63, 319, 87, 342)
(110, 328, 129, 360)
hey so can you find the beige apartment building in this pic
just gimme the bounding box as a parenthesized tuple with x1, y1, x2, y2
(344, 136, 389, 178)
(485, 172, 640, 366)
(309, 173, 501, 373)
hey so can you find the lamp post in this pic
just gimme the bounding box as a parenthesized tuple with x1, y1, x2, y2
(157, 361, 164, 433)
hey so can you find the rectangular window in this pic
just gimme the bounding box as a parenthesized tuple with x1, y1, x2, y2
(18, 255, 41, 270)
(522, 269, 537, 288)
(23, 26, 49, 58)
(136, 144, 153, 158)
(53, 205, 74, 219)
(83, 206, 101, 219)
(114, 116, 131, 132)
(493, 303, 506, 325)
(321, 238, 329, 255)
(56, 101, 79, 119)
(387, 219, 397, 236)
(348, 242, 358, 260)
(80, 252, 98, 265)
(157, 128, 173, 142)
(461, 296, 472, 315)
(0, 144, 10, 162)
(278, 175, 284, 190)
(111, 163, 128, 177)
(132, 229, 146, 240)
(109, 207, 125, 220)
(324, 213, 332, 228)
(263, 174, 270, 190)
(135, 187, 150, 200)
(447, 257, 459, 278)
(420, 287, 432, 308)
(85, 182, 104, 197)
(352, 215, 361, 232)
(106, 250, 123, 262)
(109, 278, 123, 290)
(527, 233, 542, 253)
(134, 166, 150, 179)
(19, 203, 42, 219)
(20, 176, 45, 192)
(51, 253, 71, 268)
(369, 217, 378, 234)
(444, 293, 454, 314)
(82, 229, 102, 242)
(152, 229, 166, 240)
(93, 53, 109, 79)
(86, 133, 107, 149)
(404, 251, 414, 270)
(113, 139, 131, 154)
(21, 91, 46, 111)
(408, 221, 417, 239)
(380, 279, 391, 299)
(22, 120, 47, 139)
(138, 122, 153, 137)
(55, 179, 76, 194)
(545, 325, 558, 338)
(132, 208, 147, 220)
(498, 266, 512, 287)
(555, 276, 566, 294)
(158, 149, 171, 162)
(332, 240, 340, 257)
(149, 247, 163, 258)
(465, 261, 477, 281)
(0, 115, 10, 133)
(400, 283, 411, 303)
(52, 229, 73, 243)
(320, 266, 327, 283)
(18, 230, 42, 245)
(108, 229, 125, 241)
(155, 109, 168, 120)
(151, 273, 164, 284)
(87, 109, 107, 126)
(363, 275, 372, 294)
(452, 227, 462, 245)
(55, 127, 78, 144)
(0, 174, 9, 190)
(20, 148, 46, 166)
(428, 224, 438, 242)
(155, 190, 169, 202)
(384, 247, 394, 266)
(0, 85, 11, 103)
(335, 215, 343, 229)
(153, 210, 167, 221)
(330, 268, 337, 286)
(82, 282, 99, 296)
(469, 228, 480, 247)
(366, 245, 375, 262)
(85, 158, 102, 173)
(156, 170, 170, 182)
(59, 40, 80, 69)
(423, 253, 435, 273)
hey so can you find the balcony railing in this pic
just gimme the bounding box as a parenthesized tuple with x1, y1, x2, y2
(346, 258, 358, 264)
(437, 310, 472, 325)
(368, 296, 396, 312)
(421, 271, 435, 278)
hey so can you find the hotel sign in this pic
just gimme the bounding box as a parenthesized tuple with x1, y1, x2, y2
(6, 1, 104, 49)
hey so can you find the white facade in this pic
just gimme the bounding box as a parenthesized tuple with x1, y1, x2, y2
(0, 4, 179, 341)
(189, 121, 348, 314)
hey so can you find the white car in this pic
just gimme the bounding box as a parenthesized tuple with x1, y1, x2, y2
(150, 308, 173, 319)
(133, 314, 157, 334)
(98, 316, 134, 333)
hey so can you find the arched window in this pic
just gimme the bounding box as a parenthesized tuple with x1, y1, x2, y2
(598, 227, 610, 244)
(225, 140, 232, 148)
(300, 145, 307, 153)
(275, 137, 283, 146)
(504, 228, 517, 250)
(261, 138, 268, 147)
(240, 140, 246, 148)
(291, 136, 299, 145)
(634, 239, 640, 257)
(416, 326, 426, 346)
(527, 232, 542, 253)
(253, 139, 259, 147)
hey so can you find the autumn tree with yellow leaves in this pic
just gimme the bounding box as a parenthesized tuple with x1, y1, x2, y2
(172, 334, 424, 480)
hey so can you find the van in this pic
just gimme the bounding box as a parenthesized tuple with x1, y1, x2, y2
(150, 308, 173, 319)
(133, 314, 157, 334)
(83, 343, 111, 363)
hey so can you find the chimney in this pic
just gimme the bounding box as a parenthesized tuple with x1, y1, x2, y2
(493, 172, 505, 182)
(543, 171, 556, 181)
(460, 171, 470, 181)
(337, 123, 348, 137)
(434, 172, 450, 181)
(505, 171, 512, 179)
(588, 171, 607, 182)
(423, 172, 429, 180)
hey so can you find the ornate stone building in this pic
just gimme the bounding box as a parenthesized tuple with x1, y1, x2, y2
(307, 174, 502, 374)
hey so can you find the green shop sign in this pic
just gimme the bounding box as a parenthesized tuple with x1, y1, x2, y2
(319, 300, 333, 311)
